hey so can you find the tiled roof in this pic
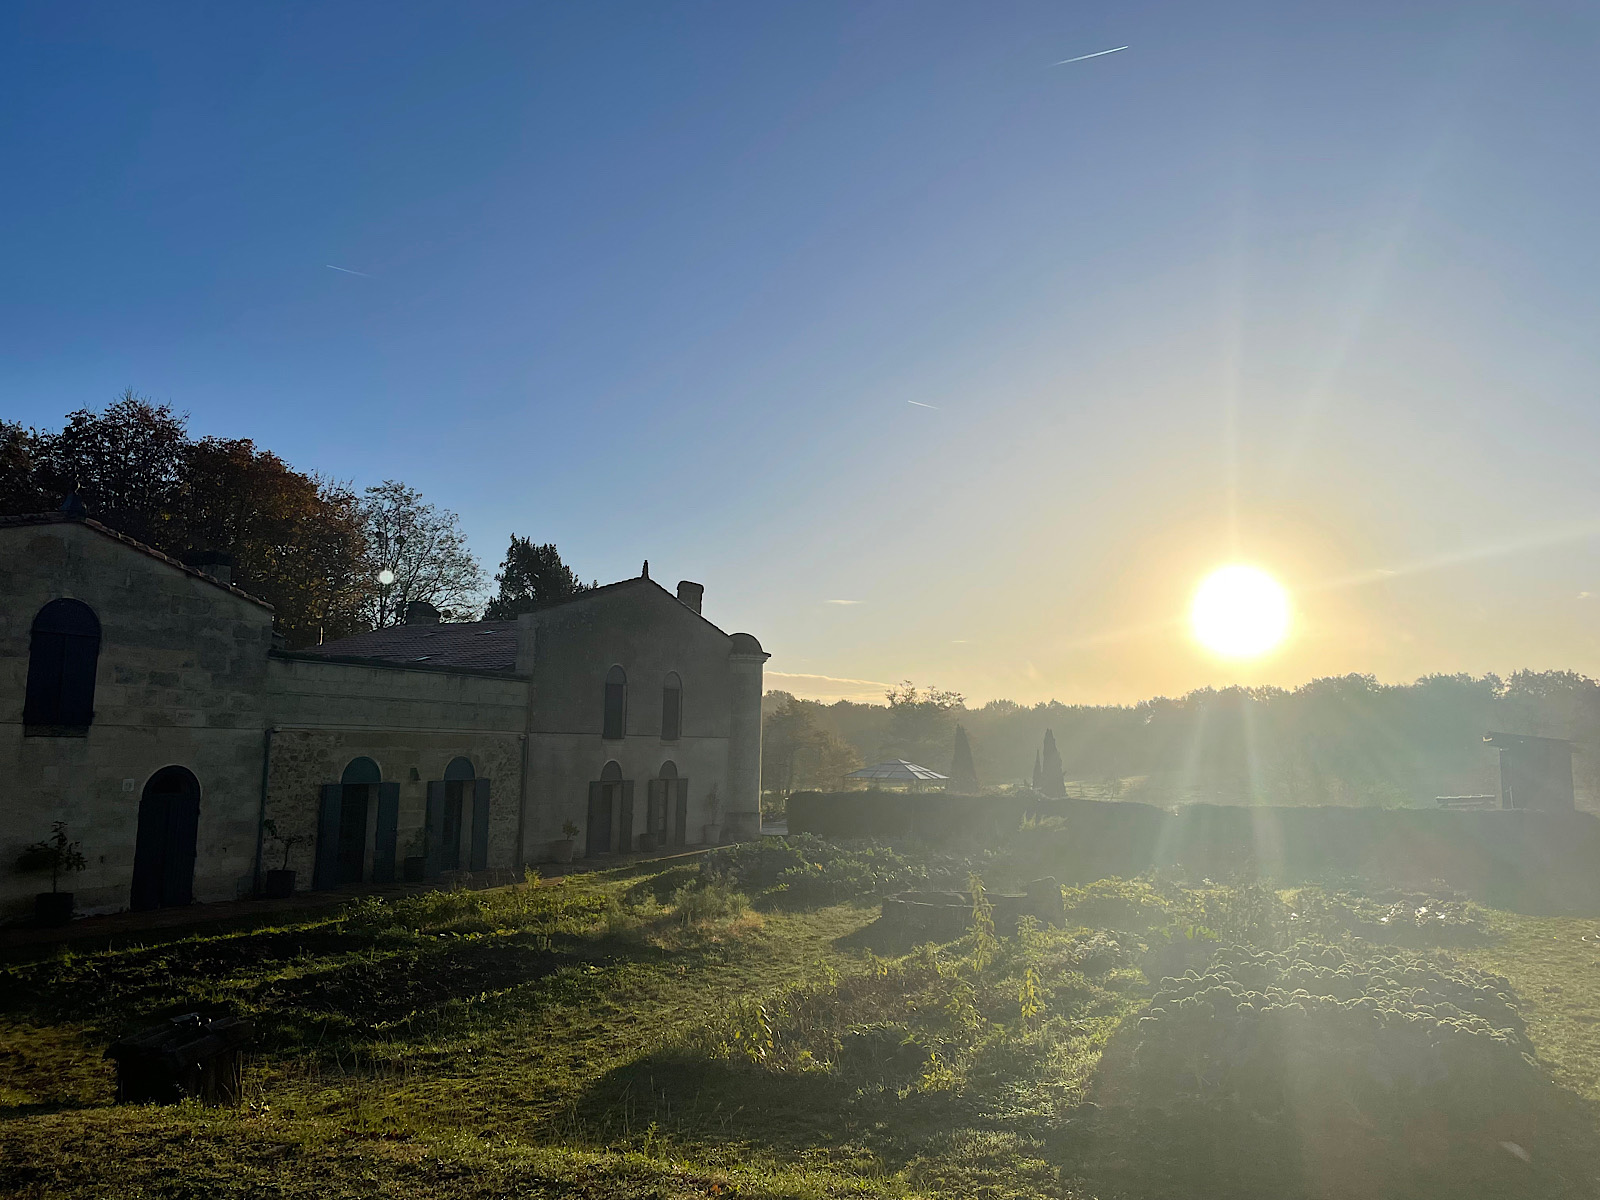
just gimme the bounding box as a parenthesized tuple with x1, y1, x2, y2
(0, 512, 274, 610)
(300, 621, 521, 671)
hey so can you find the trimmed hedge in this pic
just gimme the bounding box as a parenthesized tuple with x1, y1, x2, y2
(786, 790, 1600, 914)
(786, 790, 1033, 843)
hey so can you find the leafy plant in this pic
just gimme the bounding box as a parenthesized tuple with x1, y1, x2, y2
(262, 818, 309, 871)
(561, 819, 580, 840)
(16, 822, 87, 893)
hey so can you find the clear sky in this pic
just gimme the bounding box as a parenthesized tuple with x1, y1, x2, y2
(4, 2, 1599, 704)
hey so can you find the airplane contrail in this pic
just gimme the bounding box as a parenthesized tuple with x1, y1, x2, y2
(325, 264, 371, 277)
(1055, 45, 1128, 65)
(907, 400, 939, 409)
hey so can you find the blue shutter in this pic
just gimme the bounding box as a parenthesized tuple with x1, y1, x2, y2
(425, 781, 445, 878)
(673, 779, 689, 846)
(373, 782, 400, 884)
(619, 780, 635, 854)
(313, 784, 342, 890)
(470, 778, 491, 872)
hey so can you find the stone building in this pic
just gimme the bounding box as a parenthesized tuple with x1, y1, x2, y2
(0, 512, 766, 921)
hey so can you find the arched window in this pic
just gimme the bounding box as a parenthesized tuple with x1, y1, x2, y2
(24, 599, 101, 732)
(658, 760, 678, 781)
(603, 666, 627, 740)
(661, 672, 682, 741)
(341, 756, 381, 784)
(444, 756, 475, 781)
(600, 760, 624, 781)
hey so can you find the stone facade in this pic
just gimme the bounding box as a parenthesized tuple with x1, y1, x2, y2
(0, 516, 766, 921)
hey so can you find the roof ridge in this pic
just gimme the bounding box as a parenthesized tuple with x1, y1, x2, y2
(0, 511, 275, 611)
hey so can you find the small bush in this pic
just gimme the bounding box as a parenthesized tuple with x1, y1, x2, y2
(672, 880, 750, 928)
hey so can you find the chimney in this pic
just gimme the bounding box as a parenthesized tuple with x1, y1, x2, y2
(189, 549, 234, 586)
(676, 580, 703, 614)
(404, 600, 441, 625)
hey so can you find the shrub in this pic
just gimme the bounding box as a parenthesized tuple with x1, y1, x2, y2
(672, 879, 750, 928)
(701, 835, 925, 905)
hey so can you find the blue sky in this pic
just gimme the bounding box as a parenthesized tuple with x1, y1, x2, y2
(5, 2, 1600, 702)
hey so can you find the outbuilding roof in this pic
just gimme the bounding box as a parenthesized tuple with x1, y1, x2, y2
(846, 760, 950, 781)
(298, 621, 520, 671)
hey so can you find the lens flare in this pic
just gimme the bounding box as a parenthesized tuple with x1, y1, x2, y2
(1190, 565, 1291, 659)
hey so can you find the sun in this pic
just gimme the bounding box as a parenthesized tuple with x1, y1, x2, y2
(1190, 564, 1291, 659)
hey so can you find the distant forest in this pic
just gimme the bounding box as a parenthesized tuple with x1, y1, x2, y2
(764, 672, 1600, 811)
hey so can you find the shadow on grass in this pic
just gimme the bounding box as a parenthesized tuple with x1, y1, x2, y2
(1063, 1021, 1600, 1200)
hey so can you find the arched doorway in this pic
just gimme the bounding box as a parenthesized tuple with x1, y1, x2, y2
(647, 761, 689, 848)
(315, 757, 384, 890)
(439, 757, 473, 873)
(131, 766, 200, 910)
(587, 761, 629, 857)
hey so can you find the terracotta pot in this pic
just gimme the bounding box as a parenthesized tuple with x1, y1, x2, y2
(552, 838, 576, 864)
(263, 869, 296, 899)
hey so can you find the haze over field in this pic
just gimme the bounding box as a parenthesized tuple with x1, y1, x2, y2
(5, 2, 1599, 703)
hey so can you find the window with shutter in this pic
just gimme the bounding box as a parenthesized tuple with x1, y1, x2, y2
(23, 599, 101, 734)
(661, 672, 682, 741)
(603, 665, 627, 739)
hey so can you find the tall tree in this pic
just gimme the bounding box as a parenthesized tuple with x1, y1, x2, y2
(0, 421, 49, 514)
(359, 480, 484, 625)
(483, 535, 592, 619)
(31, 390, 189, 545)
(950, 722, 979, 792)
(762, 694, 864, 795)
(882, 681, 964, 767)
(1040, 728, 1066, 797)
(180, 437, 370, 646)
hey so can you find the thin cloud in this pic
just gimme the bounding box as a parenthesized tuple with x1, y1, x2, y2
(325, 264, 371, 277)
(1054, 45, 1128, 65)
(907, 400, 939, 410)
(825, 599, 864, 605)
(766, 671, 896, 702)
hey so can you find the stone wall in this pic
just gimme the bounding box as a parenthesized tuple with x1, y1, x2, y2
(0, 520, 275, 917)
(263, 657, 528, 883)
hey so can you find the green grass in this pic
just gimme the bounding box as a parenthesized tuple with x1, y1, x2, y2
(2, 851, 1599, 1199)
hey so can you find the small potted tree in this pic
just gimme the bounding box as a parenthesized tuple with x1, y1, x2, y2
(260, 820, 307, 899)
(553, 820, 579, 864)
(402, 827, 428, 882)
(17, 822, 87, 926)
(702, 784, 722, 847)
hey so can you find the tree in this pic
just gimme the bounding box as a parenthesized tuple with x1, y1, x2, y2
(180, 437, 370, 646)
(359, 480, 484, 626)
(762, 695, 864, 795)
(483, 535, 592, 619)
(0, 421, 50, 514)
(882, 681, 964, 767)
(30, 390, 189, 545)
(1040, 728, 1066, 797)
(950, 723, 979, 792)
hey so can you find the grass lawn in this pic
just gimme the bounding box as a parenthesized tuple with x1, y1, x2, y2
(1, 846, 1598, 1199)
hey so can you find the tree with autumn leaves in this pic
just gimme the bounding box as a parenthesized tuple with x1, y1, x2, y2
(2, 392, 486, 647)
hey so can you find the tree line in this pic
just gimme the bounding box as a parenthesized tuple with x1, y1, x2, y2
(765, 670, 1600, 809)
(3, 393, 589, 646)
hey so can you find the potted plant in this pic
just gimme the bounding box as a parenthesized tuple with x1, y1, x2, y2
(403, 827, 427, 882)
(639, 829, 659, 854)
(702, 784, 722, 847)
(553, 820, 579, 864)
(260, 819, 307, 899)
(16, 821, 87, 926)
